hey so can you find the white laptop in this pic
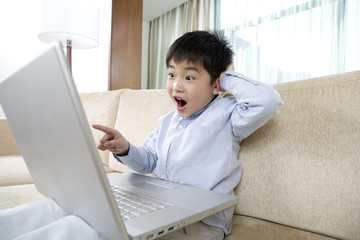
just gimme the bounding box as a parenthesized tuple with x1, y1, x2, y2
(0, 42, 238, 240)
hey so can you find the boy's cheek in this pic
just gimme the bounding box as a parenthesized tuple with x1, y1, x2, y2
(166, 86, 174, 101)
(166, 81, 172, 93)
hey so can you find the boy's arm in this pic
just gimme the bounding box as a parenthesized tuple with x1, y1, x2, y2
(114, 130, 158, 174)
(93, 124, 157, 174)
(221, 71, 283, 140)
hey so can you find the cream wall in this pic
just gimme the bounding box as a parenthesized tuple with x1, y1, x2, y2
(0, 0, 182, 118)
(0, 0, 112, 118)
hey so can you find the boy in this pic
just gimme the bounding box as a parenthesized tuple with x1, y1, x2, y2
(93, 31, 283, 239)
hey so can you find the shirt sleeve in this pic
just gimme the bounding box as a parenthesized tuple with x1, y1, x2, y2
(221, 71, 283, 140)
(114, 128, 159, 174)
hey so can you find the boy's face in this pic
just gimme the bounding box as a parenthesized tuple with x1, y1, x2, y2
(166, 59, 220, 118)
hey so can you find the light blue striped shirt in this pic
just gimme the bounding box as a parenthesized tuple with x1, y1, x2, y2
(115, 71, 283, 234)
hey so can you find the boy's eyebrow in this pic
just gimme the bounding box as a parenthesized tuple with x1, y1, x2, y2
(184, 66, 199, 72)
(167, 64, 199, 72)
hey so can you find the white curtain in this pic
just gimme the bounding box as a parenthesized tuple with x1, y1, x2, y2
(216, 0, 360, 84)
(148, 0, 215, 89)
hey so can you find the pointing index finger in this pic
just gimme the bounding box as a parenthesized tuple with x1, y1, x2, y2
(92, 124, 115, 135)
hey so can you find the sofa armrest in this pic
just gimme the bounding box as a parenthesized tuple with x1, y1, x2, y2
(0, 118, 21, 155)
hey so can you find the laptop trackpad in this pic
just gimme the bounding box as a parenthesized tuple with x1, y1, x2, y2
(133, 181, 176, 192)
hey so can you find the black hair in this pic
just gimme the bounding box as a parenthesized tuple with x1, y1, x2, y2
(166, 31, 234, 84)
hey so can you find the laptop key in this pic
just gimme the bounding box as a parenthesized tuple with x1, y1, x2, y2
(111, 185, 172, 221)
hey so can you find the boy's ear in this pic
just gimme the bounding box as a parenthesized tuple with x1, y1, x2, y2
(213, 77, 221, 95)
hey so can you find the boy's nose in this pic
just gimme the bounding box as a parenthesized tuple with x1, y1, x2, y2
(173, 78, 184, 92)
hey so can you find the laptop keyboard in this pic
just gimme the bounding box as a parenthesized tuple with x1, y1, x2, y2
(111, 185, 172, 221)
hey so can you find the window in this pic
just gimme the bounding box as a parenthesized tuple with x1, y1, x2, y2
(215, 0, 360, 83)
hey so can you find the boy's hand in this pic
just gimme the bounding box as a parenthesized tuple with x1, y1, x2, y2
(219, 62, 235, 91)
(92, 124, 130, 156)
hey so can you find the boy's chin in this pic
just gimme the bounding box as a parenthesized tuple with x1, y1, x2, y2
(175, 104, 190, 117)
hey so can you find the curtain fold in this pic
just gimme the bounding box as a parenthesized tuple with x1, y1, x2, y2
(148, 0, 215, 89)
(216, 0, 360, 84)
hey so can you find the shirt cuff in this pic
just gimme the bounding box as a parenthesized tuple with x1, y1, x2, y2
(113, 143, 134, 164)
(113, 143, 147, 172)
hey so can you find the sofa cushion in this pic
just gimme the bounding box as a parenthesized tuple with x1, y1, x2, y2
(80, 89, 126, 167)
(0, 156, 32, 187)
(0, 155, 115, 188)
(0, 184, 45, 210)
(226, 215, 336, 240)
(0, 119, 21, 155)
(234, 71, 360, 240)
(109, 90, 174, 173)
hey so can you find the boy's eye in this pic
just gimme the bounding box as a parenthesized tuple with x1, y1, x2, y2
(168, 73, 175, 78)
(185, 76, 194, 80)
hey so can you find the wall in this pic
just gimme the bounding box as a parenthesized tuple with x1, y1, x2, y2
(0, 0, 112, 118)
(0, 0, 166, 118)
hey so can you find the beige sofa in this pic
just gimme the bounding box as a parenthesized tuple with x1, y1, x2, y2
(1, 71, 359, 240)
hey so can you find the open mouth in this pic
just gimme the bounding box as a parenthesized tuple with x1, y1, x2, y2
(174, 96, 187, 110)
